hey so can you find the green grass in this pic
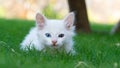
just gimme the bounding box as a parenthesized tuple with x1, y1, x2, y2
(0, 18, 120, 68)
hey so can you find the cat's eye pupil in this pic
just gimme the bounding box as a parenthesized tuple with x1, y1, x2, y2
(58, 34, 64, 38)
(45, 33, 51, 37)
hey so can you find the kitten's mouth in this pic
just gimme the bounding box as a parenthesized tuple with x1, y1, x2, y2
(52, 44, 57, 46)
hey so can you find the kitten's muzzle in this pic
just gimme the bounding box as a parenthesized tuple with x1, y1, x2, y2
(52, 40, 57, 46)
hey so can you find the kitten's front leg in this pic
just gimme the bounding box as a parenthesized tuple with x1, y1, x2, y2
(64, 41, 76, 55)
(21, 41, 44, 51)
(34, 43, 45, 51)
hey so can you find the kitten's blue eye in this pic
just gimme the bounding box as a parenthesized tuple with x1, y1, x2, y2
(45, 33, 51, 37)
(58, 34, 64, 38)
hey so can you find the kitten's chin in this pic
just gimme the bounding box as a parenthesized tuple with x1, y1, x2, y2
(45, 43, 62, 49)
(50, 44, 61, 49)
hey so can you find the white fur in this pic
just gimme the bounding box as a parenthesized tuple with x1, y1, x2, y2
(20, 12, 76, 54)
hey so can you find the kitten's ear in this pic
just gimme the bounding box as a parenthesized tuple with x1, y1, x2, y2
(36, 13, 46, 29)
(63, 12, 75, 29)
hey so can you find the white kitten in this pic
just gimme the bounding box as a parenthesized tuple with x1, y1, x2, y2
(20, 12, 76, 54)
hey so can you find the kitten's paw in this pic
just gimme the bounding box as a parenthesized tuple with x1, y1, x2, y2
(20, 46, 29, 51)
(20, 44, 33, 51)
(69, 50, 76, 56)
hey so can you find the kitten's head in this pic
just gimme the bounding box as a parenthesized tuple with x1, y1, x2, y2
(35, 12, 75, 48)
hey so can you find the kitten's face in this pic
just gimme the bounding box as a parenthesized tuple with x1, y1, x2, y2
(36, 12, 75, 48)
(38, 20, 68, 48)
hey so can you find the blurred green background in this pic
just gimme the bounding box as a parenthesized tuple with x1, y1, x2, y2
(0, 0, 120, 24)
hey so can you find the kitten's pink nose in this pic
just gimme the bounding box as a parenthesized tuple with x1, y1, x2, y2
(52, 40, 57, 46)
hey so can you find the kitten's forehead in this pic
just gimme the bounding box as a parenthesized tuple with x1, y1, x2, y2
(47, 20, 64, 27)
(45, 20, 65, 31)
